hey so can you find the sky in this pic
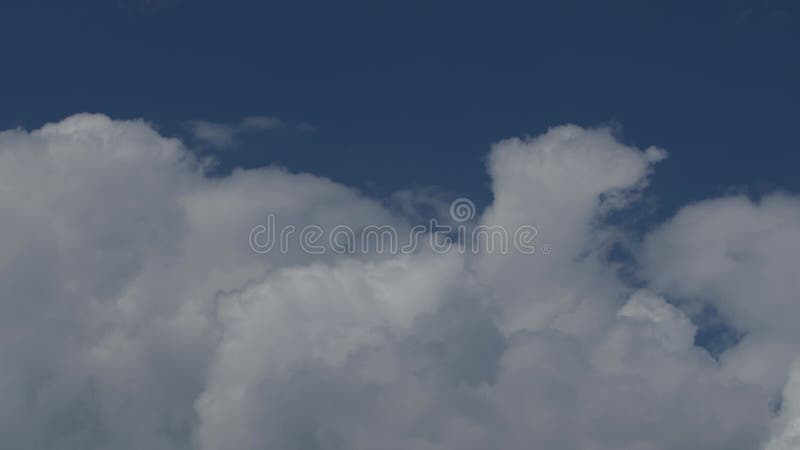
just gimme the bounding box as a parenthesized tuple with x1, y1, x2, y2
(2, 1, 800, 450)
(2, 0, 799, 213)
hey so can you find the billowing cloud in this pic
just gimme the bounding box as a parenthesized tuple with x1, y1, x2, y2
(642, 195, 800, 392)
(0, 114, 796, 449)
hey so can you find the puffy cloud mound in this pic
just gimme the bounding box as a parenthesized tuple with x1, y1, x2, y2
(0, 114, 795, 449)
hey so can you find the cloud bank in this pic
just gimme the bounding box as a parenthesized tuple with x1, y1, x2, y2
(0, 114, 797, 449)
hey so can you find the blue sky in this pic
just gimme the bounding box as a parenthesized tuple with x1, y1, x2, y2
(2, 0, 798, 217)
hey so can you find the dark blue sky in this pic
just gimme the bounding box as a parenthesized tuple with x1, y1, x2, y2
(2, 0, 798, 217)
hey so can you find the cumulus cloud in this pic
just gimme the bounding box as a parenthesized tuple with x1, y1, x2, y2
(0, 114, 796, 449)
(185, 115, 312, 149)
(642, 194, 800, 393)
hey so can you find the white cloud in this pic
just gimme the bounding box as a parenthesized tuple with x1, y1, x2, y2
(642, 195, 800, 392)
(240, 115, 287, 131)
(0, 115, 796, 449)
(185, 120, 238, 148)
(185, 115, 311, 149)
